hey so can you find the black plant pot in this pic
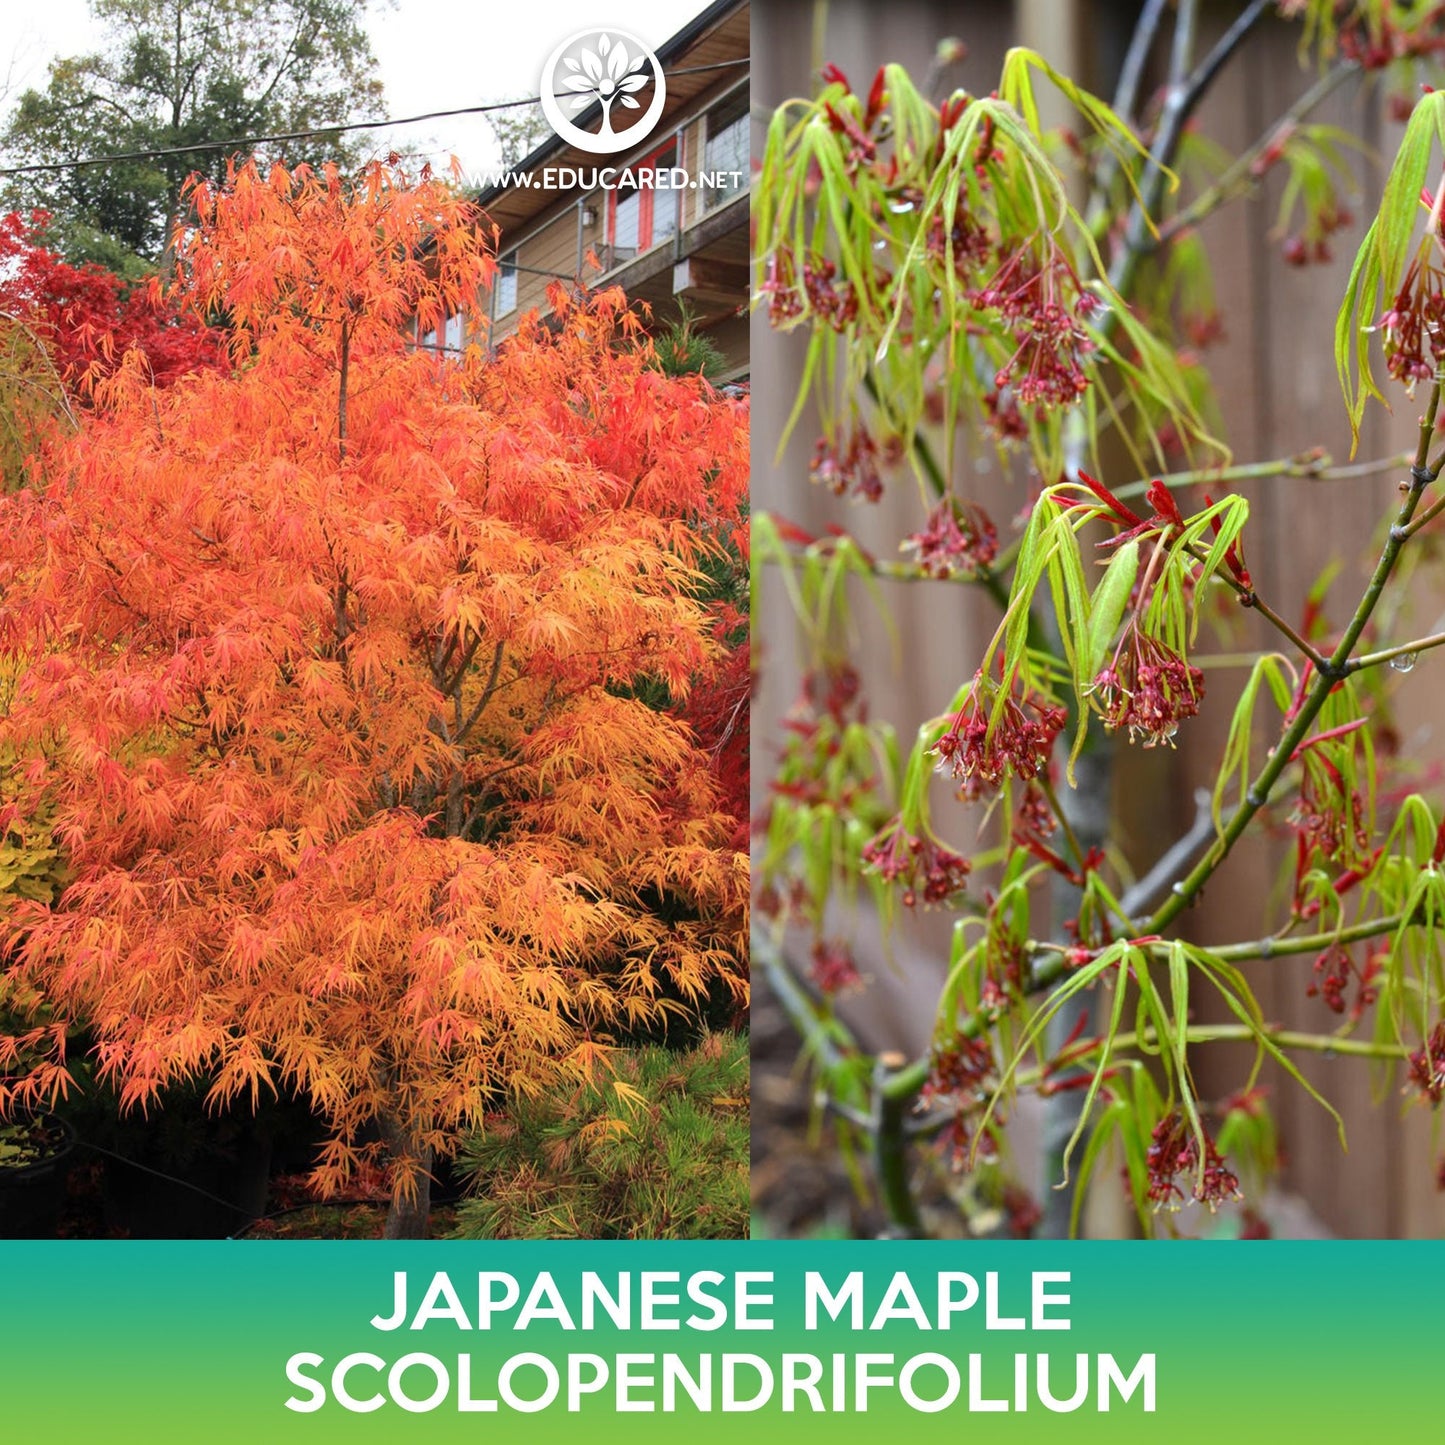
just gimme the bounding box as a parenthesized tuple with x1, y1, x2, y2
(100, 1122, 272, 1239)
(0, 1114, 77, 1238)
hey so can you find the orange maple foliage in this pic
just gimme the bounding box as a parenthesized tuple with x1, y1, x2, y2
(0, 161, 749, 1234)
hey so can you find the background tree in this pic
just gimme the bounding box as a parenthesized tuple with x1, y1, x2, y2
(1, 0, 384, 275)
(0, 160, 749, 1238)
(484, 98, 553, 173)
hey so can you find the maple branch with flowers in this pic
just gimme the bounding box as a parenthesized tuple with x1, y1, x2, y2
(755, 0, 1445, 1238)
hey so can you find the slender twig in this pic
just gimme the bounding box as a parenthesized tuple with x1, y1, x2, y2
(1206, 912, 1407, 963)
(442, 635, 483, 694)
(337, 318, 350, 462)
(757, 449, 1409, 590)
(1194, 650, 1278, 669)
(1083, 0, 1169, 240)
(1169, 0, 1200, 92)
(757, 934, 853, 1076)
(1181, 535, 1330, 670)
(1125, 450, 1410, 496)
(1346, 629, 1445, 674)
(0, 308, 80, 431)
(1080, 1023, 1408, 1062)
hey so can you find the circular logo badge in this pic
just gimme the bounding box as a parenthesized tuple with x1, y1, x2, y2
(539, 29, 667, 155)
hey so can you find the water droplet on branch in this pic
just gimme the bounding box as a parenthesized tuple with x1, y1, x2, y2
(1390, 651, 1419, 673)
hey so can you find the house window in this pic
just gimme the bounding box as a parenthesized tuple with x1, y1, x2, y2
(607, 141, 679, 263)
(495, 251, 518, 314)
(418, 313, 464, 356)
(702, 90, 748, 210)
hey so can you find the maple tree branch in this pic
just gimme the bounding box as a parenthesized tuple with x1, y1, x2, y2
(1152, 62, 1359, 251)
(430, 628, 455, 678)
(1065, 1022, 1408, 1064)
(1396, 486, 1445, 539)
(758, 450, 1412, 591)
(459, 754, 530, 837)
(1116, 787, 1220, 920)
(1112, 0, 1170, 125)
(332, 577, 352, 644)
(442, 635, 484, 696)
(1208, 913, 1407, 963)
(1107, 0, 1272, 303)
(1148, 384, 1443, 934)
(455, 640, 506, 744)
(337, 317, 350, 461)
(0, 308, 80, 431)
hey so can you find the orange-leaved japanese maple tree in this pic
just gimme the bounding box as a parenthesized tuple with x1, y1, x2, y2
(0, 160, 749, 1236)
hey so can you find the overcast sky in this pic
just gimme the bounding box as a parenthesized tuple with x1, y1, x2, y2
(2, 0, 716, 183)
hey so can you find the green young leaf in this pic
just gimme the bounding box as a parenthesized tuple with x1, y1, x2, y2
(1056, 945, 1139, 1187)
(1087, 538, 1140, 678)
(1335, 91, 1445, 450)
(1192, 949, 1347, 1149)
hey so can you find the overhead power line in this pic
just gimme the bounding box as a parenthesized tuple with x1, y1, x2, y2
(0, 58, 750, 179)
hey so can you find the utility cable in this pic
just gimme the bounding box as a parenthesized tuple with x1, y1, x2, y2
(0, 58, 750, 178)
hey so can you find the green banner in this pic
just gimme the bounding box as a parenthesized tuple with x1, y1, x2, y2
(0, 1241, 1431, 1440)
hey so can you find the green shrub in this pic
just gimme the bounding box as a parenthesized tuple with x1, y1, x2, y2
(449, 1032, 748, 1240)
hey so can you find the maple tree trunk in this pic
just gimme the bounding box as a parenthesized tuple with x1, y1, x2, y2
(379, 1111, 433, 1239)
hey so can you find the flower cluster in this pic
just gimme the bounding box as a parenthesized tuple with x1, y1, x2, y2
(969, 251, 1096, 408)
(802, 255, 860, 331)
(759, 253, 803, 325)
(1407, 1022, 1445, 1106)
(1145, 1112, 1241, 1211)
(1306, 941, 1381, 1021)
(1280, 200, 1353, 267)
(931, 671, 1067, 794)
(902, 498, 999, 577)
(1380, 254, 1445, 392)
(1090, 624, 1204, 747)
(760, 251, 862, 332)
(923, 1033, 999, 1168)
(803, 659, 864, 723)
(1293, 754, 1370, 865)
(1016, 782, 1058, 838)
(924, 206, 993, 278)
(1336, 8, 1445, 70)
(925, 1034, 996, 1099)
(764, 661, 877, 865)
(981, 386, 1026, 440)
(810, 424, 883, 502)
(810, 938, 862, 995)
(861, 815, 972, 906)
(1001, 1183, 1043, 1235)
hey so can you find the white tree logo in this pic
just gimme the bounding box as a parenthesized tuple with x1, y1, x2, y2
(539, 29, 668, 155)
